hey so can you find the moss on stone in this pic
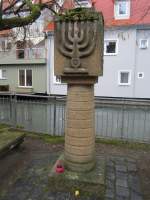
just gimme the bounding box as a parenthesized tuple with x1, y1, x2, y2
(96, 138, 150, 150)
(28, 132, 64, 144)
(55, 8, 103, 22)
(0, 124, 10, 129)
(49, 154, 105, 199)
(0, 131, 25, 152)
(0, 4, 43, 31)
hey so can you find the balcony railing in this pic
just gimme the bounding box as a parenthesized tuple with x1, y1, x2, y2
(16, 48, 46, 59)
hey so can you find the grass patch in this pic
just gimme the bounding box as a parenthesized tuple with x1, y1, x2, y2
(96, 138, 150, 151)
(0, 130, 25, 152)
(3, 124, 149, 149)
(27, 132, 64, 144)
(0, 124, 10, 129)
(7, 127, 64, 144)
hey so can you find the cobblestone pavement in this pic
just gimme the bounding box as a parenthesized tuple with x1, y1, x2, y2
(0, 152, 97, 200)
(0, 148, 144, 200)
(105, 156, 143, 200)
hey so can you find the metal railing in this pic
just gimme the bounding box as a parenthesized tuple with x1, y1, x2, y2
(16, 48, 46, 59)
(0, 94, 150, 143)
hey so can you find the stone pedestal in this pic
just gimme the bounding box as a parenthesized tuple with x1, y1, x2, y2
(54, 8, 104, 173)
(65, 82, 95, 172)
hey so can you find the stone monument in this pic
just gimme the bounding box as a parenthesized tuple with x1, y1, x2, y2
(54, 8, 104, 172)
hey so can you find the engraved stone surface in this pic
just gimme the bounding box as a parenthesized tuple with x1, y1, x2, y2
(54, 8, 104, 78)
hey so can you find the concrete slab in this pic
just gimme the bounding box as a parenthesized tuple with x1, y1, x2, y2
(0, 131, 26, 157)
(49, 154, 106, 198)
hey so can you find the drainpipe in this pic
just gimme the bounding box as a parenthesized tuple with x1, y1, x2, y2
(46, 31, 54, 95)
(133, 28, 137, 98)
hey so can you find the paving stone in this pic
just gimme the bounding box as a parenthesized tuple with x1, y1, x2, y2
(128, 175, 141, 192)
(105, 198, 114, 200)
(55, 192, 73, 200)
(127, 158, 136, 164)
(1, 149, 144, 200)
(4, 193, 21, 200)
(44, 197, 56, 200)
(106, 178, 115, 190)
(116, 165, 127, 173)
(43, 192, 56, 200)
(114, 156, 126, 162)
(107, 160, 115, 168)
(29, 187, 43, 199)
(116, 186, 129, 198)
(106, 171, 115, 181)
(130, 191, 143, 200)
(114, 157, 126, 165)
(105, 188, 115, 199)
(106, 166, 115, 174)
(116, 178, 128, 188)
(116, 171, 127, 180)
(116, 196, 128, 200)
(127, 163, 137, 172)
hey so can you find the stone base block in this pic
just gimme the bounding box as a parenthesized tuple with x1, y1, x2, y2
(0, 131, 26, 158)
(65, 158, 95, 172)
(49, 154, 106, 198)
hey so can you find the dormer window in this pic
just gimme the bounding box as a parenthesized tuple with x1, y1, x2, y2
(114, 0, 130, 19)
(139, 39, 148, 49)
(75, 0, 92, 8)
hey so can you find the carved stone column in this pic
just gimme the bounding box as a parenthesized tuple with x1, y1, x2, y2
(64, 78, 96, 172)
(54, 8, 104, 172)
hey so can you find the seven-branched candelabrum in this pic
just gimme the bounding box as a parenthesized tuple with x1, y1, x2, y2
(56, 20, 98, 73)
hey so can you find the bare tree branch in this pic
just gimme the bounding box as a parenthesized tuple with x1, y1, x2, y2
(0, 0, 56, 31)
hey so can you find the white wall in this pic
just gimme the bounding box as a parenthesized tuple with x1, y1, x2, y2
(134, 29, 150, 98)
(47, 27, 150, 98)
(47, 33, 67, 95)
(95, 28, 136, 97)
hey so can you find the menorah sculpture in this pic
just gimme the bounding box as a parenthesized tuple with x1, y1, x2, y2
(54, 8, 104, 172)
(56, 20, 97, 73)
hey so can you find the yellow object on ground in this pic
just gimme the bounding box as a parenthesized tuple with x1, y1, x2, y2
(75, 190, 80, 196)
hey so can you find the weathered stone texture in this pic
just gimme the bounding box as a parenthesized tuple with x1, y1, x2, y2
(65, 84, 95, 172)
(66, 128, 94, 138)
(54, 14, 104, 77)
(54, 10, 104, 172)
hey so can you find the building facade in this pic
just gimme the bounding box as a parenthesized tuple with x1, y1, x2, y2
(0, 10, 49, 94)
(0, 0, 150, 98)
(46, 0, 150, 98)
(0, 34, 47, 94)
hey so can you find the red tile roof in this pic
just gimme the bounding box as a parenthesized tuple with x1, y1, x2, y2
(43, 0, 150, 32)
(95, 0, 150, 27)
(44, 22, 54, 32)
(0, 30, 11, 36)
(63, 0, 74, 9)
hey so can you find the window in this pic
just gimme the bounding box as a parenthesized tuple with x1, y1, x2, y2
(0, 40, 11, 51)
(75, 0, 92, 8)
(114, 0, 130, 19)
(104, 40, 118, 55)
(118, 70, 131, 85)
(16, 41, 25, 59)
(19, 69, 32, 87)
(138, 72, 144, 79)
(53, 75, 61, 84)
(139, 39, 148, 49)
(0, 69, 7, 79)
